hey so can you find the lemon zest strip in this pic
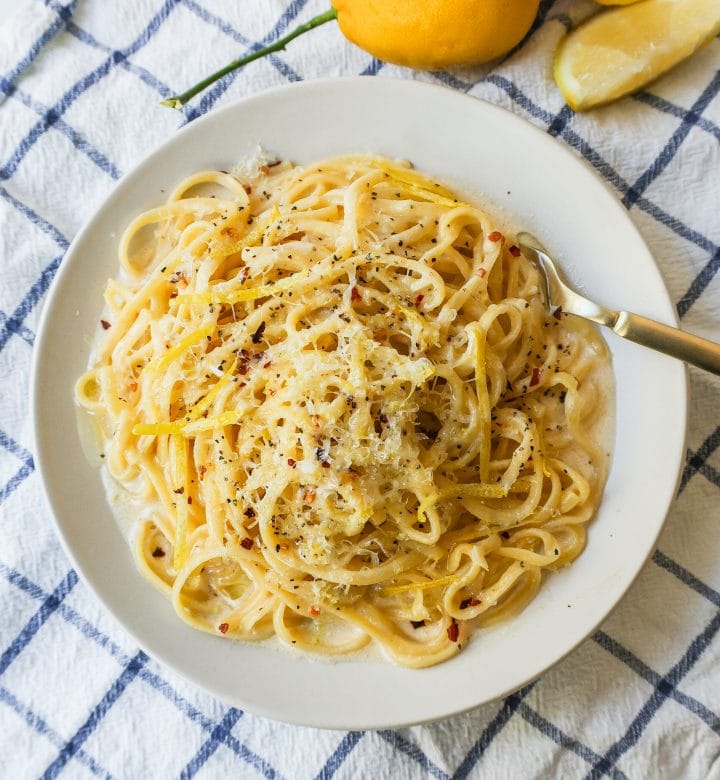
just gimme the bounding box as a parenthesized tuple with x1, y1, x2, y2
(146, 322, 215, 373)
(133, 359, 240, 437)
(177, 269, 308, 306)
(186, 359, 237, 421)
(133, 411, 242, 437)
(382, 574, 458, 596)
(133, 421, 184, 435)
(219, 204, 280, 258)
(375, 161, 456, 199)
(182, 411, 242, 434)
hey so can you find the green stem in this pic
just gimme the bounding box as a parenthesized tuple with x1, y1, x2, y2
(161, 8, 339, 109)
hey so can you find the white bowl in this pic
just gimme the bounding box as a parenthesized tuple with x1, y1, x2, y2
(31, 77, 687, 730)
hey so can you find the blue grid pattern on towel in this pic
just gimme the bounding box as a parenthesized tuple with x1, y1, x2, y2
(0, 0, 718, 777)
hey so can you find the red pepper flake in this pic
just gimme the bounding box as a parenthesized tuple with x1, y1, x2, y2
(287, 458, 297, 468)
(263, 361, 272, 369)
(530, 367, 542, 387)
(410, 620, 425, 629)
(447, 621, 459, 642)
(242, 183, 252, 195)
(151, 546, 165, 558)
(218, 622, 229, 634)
(350, 286, 361, 302)
(460, 597, 481, 609)
(414, 294, 424, 307)
(476, 268, 486, 278)
(509, 245, 521, 257)
(187, 496, 192, 505)
(100, 319, 111, 330)
(309, 605, 320, 617)
(241, 537, 254, 550)
(321, 460, 331, 469)
(244, 506, 256, 518)
(553, 306, 563, 320)
(488, 231, 503, 242)
(173, 487, 184, 494)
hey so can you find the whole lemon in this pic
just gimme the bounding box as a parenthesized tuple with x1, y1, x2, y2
(333, 0, 541, 70)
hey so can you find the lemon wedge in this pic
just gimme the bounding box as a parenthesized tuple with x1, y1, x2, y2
(555, 0, 720, 111)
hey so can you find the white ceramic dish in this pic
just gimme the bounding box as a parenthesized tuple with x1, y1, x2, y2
(31, 77, 687, 730)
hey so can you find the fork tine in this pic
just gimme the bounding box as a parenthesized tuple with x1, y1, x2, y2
(518, 234, 617, 327)
(517, 233, 551, 309)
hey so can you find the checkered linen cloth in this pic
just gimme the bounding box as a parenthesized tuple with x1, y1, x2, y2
(1, 0, 719, 777)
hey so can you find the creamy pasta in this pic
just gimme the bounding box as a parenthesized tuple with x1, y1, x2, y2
(76, 155, 612, 668)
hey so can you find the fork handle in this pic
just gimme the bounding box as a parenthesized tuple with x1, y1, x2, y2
(613, 312, 720, 375)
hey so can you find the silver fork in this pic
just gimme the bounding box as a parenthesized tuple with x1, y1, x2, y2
(518, 233, 720, 376)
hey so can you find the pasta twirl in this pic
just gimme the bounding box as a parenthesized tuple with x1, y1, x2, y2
(76, 155, 613, 668)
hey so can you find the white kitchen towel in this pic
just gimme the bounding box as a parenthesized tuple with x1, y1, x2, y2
(1, 0, 719, 777)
